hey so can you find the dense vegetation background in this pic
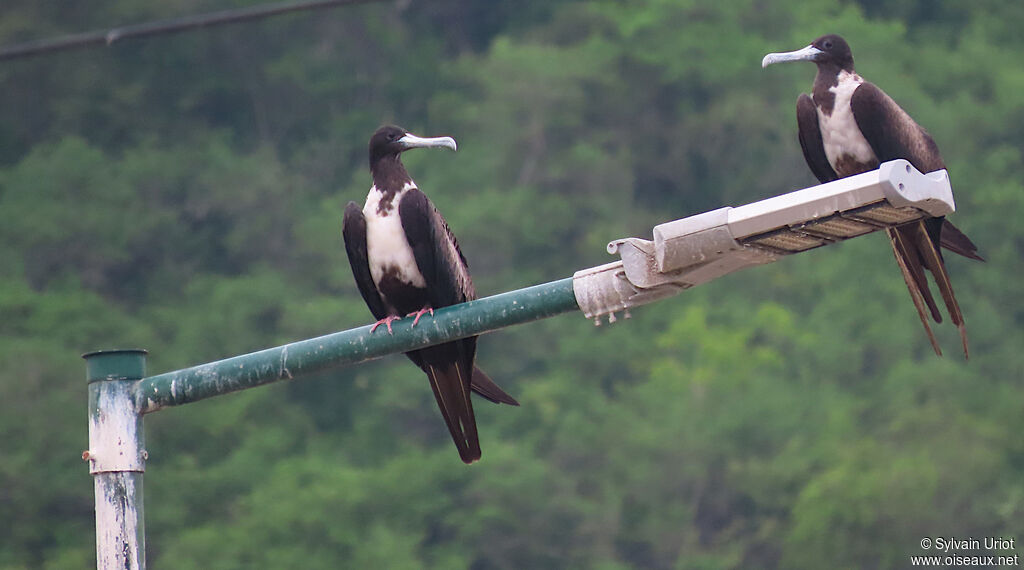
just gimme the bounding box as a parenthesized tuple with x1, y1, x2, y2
(1, 0, 1021, 568)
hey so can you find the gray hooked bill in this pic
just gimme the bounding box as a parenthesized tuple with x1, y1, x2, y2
(761, 45, 824, 68)
(399, 133, 457, 152)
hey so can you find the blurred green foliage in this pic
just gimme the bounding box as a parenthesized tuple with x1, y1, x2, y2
(1, 0, 1021, 568)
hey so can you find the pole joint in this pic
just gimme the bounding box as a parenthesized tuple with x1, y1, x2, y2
(83, 349, 148, 570)
(84, 349, 148, 473)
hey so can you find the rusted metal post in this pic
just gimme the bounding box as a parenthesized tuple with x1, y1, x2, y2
(83, 349, 148, 570)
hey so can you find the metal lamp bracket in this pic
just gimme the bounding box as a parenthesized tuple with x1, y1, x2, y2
(572, 160, 955, 321)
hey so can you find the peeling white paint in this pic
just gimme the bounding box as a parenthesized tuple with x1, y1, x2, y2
(94, 473, 143, 570)
(89, 379, 145, 569)
(88, 382, 144, 474)
(279, 347, 293, 379)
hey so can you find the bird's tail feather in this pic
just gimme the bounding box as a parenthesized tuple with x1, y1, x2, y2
(940, 219, 984, 262)
(910, 222, 969, 359)
(888, 228, 942, 356)
(888, 222, 970, 359)
(890, 227, 942, 321)
(425, 361, 481, 464)
(471, 367, 520, 406)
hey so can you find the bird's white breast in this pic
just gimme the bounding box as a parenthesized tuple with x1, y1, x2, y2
(817, 71, 878, 171)
(363, 183, 427, 289)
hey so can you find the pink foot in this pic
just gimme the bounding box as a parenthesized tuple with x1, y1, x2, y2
(406, 307, 434, 327)
(370, 315, 402, 334)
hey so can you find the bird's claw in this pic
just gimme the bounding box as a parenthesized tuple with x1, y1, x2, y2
(406, 307, 434, 327)
(370, 315, 402, 334)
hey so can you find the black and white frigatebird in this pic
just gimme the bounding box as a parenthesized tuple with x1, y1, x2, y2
(762, 34, 983, 358)
(342, 125, 518, 464)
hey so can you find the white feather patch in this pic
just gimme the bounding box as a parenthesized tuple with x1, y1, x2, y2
(817, 70, 878, 171)
(363, 183, 427, 289)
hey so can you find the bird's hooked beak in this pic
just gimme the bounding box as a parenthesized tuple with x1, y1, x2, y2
(398, 133, 458, 152)
(761, 44, 824, 68)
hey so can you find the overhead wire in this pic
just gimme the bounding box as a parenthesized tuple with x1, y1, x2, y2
(0, 0, 387, 62)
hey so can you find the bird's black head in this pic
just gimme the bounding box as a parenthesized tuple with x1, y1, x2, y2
(762, 34, 855, 72)
(809, 34, 854, 70)
(368, 125, 457, 169)
(369, 125, 408, 165)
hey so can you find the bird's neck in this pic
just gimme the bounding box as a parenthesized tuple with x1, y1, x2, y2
(371, 154, 413, 195)
(813, 63, 857, 115)
(368, 155, 415, 216)
(371, 154, 412, 189)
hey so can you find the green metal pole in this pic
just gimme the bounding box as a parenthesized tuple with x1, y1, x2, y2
(135, 277, 578, 413)
(83, 349, 148, 570)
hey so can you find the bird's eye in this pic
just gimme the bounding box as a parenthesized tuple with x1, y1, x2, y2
(824, 40, 833, 49)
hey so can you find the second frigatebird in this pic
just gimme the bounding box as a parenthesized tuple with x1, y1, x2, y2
(762, 34, 983, 358)
(342, 125, 518, 464)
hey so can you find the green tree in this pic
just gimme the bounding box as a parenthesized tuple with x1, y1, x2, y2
(1, 0, 1021, 567)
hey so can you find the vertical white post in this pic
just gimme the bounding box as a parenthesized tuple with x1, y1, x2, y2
(83, 350, 148, 570)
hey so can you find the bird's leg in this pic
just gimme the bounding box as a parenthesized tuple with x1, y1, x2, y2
(406, 306, 434, 327)
(370, 315, 402, 334)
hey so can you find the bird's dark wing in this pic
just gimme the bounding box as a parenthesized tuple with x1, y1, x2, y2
(852, 83, 971, 357)
(471, 367, 520, 406)
(853, 82, 984, 262)
(851, 82, 946, 173)
(399, 188, 476, 308)
(398, 188, 485, 463)
(940, 219, 984, 262)
(342, 201, 388, 320)
(404, 349, 518, 406)
(396, 190, 518, 411)
(797, 93, 838, 184)
(907, 221, 968, 358)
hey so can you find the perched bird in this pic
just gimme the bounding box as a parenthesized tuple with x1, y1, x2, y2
(343, 125, 517, 464)
(763, 34, 983, 358)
